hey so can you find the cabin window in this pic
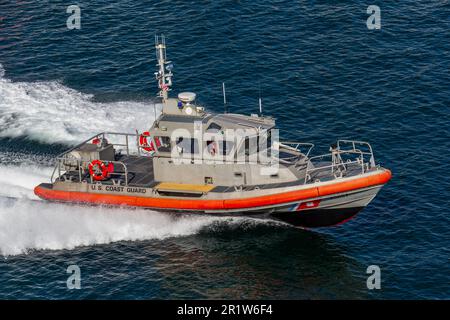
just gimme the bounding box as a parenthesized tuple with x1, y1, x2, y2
(235, 135, 260, 163)
(244, 136, 258, 156)
(266, 130, 272, 157)
(257, 130, 272, 158)
(206, 140, 234, 156)
(218, 140, 234, 155)
(155, 136, 171, 152)
(207, 122, 222, 131)
(175, 137, 199, 154)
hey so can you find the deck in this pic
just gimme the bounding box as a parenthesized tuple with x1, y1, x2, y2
(59, 154, 157, 187)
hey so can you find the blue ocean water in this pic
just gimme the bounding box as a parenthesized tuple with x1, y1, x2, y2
(0, 0, 449, 299)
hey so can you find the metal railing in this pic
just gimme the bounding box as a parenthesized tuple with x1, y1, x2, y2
(278, 142, 314, 164)
(52, 158, 129, 185)
(303, 140, 376, 184)
(337, 140, 375, 167)
(280, 141, 314, 157)
(51, 132, 146, 185)
(56, 132, 143, 159)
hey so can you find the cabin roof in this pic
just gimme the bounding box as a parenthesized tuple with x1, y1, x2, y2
(210, 113, 275, 131)
(155, 112, 274, 133)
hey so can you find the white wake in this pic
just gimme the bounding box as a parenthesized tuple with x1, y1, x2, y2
(0, 197, 238, 256)
(0, 64, 161, 144)
(0, 164, 53, 199)
(0, 162, 256, 256)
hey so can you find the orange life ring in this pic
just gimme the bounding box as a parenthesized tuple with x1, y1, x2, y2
(139, 132, 160, 152)
(88, 160, 114, 181)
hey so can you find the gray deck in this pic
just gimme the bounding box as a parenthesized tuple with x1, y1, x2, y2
(114, 154, 156, 186)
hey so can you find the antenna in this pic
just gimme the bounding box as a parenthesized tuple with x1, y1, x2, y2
(259, 97, 262, 115)
(154, 34, 173, 101)
(258, 82, 263, 116)
(222, 82, 227, 113)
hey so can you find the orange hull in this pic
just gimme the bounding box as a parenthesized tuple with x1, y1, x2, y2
(34, 169, 392, 211)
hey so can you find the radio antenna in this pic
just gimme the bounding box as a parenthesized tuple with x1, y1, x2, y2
(258, 82, 263, 116)
(222, 82, 227, 113)
(154, 34, 173, 102)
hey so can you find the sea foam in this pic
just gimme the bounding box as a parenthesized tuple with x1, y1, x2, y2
(0, 196, 236, 256)
(0, 64, 161, 144)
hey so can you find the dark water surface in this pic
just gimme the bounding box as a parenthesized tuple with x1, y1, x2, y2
(0, 1, 449, 299)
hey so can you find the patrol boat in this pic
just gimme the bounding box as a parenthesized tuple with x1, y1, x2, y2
(34, 36, 391, 228)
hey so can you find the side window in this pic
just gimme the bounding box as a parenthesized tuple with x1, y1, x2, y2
(218, 140, 234, 155)
(237, 136, 258, 163)
(245, 136, 258, 156)
(156, 136, 171, 152)
(175, 137, 199, 154)
(236, 137, 247, 161)
(265, 130, 272, 157)
(206, 122, 222, 132)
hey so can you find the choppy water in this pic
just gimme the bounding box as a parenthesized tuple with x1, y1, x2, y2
(0, 1, 449, 299)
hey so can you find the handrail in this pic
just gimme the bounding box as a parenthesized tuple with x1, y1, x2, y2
(303, 140, 377, 184)
(304, 158, 363, 184)
(338, 139, 374, 154)
(52, 157, 129, 185)
(58, 132, 141, 159)
(52, 131, 139, 184)
(280, 142, 314, 157)
(57, 133, 103, 158)
(337, 139, 375, 167)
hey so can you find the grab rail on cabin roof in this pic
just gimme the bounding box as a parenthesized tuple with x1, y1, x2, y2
(279, 142, 314, 157)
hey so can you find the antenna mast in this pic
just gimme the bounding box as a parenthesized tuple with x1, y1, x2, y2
(259, 97, 262, 115)
(154, 35, 173, 101)
(258, 82, 263, 115)
(222, 82, 227, 113)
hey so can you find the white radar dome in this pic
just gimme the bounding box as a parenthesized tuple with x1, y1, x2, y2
(178, 92, 196, 104)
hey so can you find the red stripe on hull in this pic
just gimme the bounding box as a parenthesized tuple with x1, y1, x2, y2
(34, 169, 392, 211)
